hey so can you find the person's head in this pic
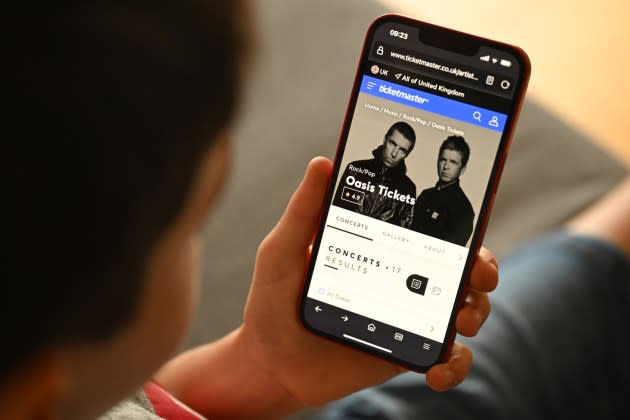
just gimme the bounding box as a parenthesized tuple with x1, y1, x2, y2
(437, 136, 470, 183)
(3, 1, 249, 418)
(381, 121, 416, 168)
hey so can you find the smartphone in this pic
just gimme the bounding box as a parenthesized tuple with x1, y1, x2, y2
(300, 15, 530, 371)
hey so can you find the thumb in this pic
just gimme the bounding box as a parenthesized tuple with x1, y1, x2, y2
(263, 157, 332, 260)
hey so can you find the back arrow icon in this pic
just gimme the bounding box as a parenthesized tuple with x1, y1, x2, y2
(341, 315, 349, 322)
(315, 306, 322, 312)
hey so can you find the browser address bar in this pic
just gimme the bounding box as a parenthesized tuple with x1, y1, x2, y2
(373, 43, 512, 93)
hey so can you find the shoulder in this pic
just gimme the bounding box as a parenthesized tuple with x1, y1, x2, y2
(453, 185, 474, 214)
(420, 185, 437, 195)
(400, 174, 416, 192)
(340, 159, 379, 182)
(416, 186, 434, 200)
(346, 158, 376, 169)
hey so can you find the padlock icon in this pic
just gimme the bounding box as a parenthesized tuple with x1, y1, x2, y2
(376, 45, 384, 56)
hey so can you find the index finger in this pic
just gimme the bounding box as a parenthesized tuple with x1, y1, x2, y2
(261, 157, 332, 260)
(468, 247, 498, 292)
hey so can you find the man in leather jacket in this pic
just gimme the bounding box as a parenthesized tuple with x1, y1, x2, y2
(333, 121, 417, 228)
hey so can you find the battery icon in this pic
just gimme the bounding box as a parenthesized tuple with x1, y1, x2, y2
(500, 59, 512, 67)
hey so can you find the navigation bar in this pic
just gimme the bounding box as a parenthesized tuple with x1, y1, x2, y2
(360, 75, 507, 132)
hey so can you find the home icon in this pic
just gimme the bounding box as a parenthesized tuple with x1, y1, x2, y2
(367, 323, 376, 332)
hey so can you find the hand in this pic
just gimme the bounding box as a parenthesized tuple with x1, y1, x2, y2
(241, 157, 499, 407)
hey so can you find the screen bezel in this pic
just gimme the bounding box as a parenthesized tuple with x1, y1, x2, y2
(299, 14, 530, 372)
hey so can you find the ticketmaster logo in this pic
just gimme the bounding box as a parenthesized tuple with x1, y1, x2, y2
(378, 85, 429, 104)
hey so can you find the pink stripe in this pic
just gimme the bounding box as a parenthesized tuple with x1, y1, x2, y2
(144, 381, 206, 420)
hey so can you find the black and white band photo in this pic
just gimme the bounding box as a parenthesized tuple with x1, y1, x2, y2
(333, 121, 417, 228)
(333, 98, 501, 247)
(410, 136, 474, 246)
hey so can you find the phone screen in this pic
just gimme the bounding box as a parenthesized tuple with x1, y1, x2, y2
(301, 16, 529, 371)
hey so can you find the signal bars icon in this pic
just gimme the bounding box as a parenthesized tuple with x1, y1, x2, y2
(480, 55, 490, 62)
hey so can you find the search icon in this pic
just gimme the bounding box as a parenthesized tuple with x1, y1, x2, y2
(473, 111, 482, 122)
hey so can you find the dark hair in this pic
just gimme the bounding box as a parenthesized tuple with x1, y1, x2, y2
(439, 136, 470, 167)
(3, 1, 249, 379)
(384, 121, 416, 152)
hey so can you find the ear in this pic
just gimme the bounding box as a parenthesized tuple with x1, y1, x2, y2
(460, 165, 467, 176)
(0, 353, 68, 420)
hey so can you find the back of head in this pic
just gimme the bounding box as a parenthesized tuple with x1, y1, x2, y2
(3, 0, 248, 380)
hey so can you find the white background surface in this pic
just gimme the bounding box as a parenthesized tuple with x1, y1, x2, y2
(308, 206, 467, 341)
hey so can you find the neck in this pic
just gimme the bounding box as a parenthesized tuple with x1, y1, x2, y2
(437, 178, 458, 190)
